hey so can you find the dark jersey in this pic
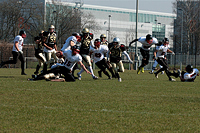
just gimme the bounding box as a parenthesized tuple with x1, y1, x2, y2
(80, 33, 93, 55)
(34, 36, 43, 53)
(46, 32, 57, 49)
(109, 43, 126, 63)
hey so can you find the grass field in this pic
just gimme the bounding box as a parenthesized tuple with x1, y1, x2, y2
(0, 68, 200, 132)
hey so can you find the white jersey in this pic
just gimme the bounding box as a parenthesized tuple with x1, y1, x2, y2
(61, 36, 77, 51)
(156, 44, 169, 58)
(138, 37, 158, 51)
(12, 35, 24, 52)
(89, 45, 108, 63)
(183, 68, 199, 81)
(63, 50, 82, 71)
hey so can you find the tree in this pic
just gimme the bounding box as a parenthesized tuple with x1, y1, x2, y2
(173, 0, 200, 57)
(0, 0, 101, 48)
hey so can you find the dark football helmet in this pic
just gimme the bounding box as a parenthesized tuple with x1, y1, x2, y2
(146, 34, 152, 40)
(113, 37, 120, 47)
(94, 38, 101, 48)
(185, 65, 193, 73)
(163, 37, 169, 45)
(19, 30, 26, 38)
(72, 32, 81, 42)
(100, 34, 106, 39)
(146, 34, 153, 44)
(72, 45, 81, 55)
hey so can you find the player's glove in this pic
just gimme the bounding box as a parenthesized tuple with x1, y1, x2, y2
(153, 56, 158, 60)
(18, 50, 23, 54)
(172, 52, 175, 55)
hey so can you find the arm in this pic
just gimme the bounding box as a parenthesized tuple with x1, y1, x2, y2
(43, 43, 53, 50)
(14, 41, 20, 52)
(78, 61, 92, 75)
(167, 49, 175, 55)
(123, 51, 133, 63)
(54, 44, 57, 51)
(129, 39, 138, 47)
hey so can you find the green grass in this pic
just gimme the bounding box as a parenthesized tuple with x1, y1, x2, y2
(0, 68, 200, 132)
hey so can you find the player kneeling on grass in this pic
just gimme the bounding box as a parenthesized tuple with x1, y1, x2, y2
(173, 65, 199, 82)
(28, 46, 92, 82)
(90, 38, 115, 79)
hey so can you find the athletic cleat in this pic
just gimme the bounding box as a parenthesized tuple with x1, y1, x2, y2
(154, 73, 158, 78)
(161, 71, 165, 75)
(77, 73, 81, 80)
(169, 78, 176, 82)
(149, 71, 154, 74)
(118, 78, 122, 82)
(21, 72, 27, 75)
(141, 67, 144, 73)
(137, 67, 141, 74)
(32, 74, 37, 79)
(98, 71, 102, 77)
(92, 75, 98, 80)
(27, 78, 35, 81)
(177, 69, 181, 77)
(108, 76, 112, 79)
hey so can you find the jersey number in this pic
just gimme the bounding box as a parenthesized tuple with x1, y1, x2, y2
(64, 59, 72, 66)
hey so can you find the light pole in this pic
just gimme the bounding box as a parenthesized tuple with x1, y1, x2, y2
(134, 0, 139, 70)
(108, 15, 111, 42)
(178, 9, 183, 70)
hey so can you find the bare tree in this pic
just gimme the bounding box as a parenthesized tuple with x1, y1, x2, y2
(0, 0, 101, 48)
(173, 0, 200, 57)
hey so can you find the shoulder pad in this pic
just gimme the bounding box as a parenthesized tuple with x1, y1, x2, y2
(120, 44, 126, 51)
(43, 31, 49, 37)
(108, 43, 113, 49)
(89, 33, 93, 39)
(34, 36, 41, 41)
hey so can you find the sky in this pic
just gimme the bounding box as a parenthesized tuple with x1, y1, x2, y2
(69, 0, 175, 14)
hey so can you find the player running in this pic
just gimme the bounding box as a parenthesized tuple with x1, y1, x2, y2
(108, 37, 133, 82)
(90, 38, 115, 79)
(129, 34, 158, 74)
(153, 37, 176, 81)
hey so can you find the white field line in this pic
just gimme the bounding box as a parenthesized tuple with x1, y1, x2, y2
(1, 104, 195, 117)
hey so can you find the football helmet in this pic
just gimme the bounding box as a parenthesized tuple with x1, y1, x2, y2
(72, 32, 81, 42)
(49, 25, 55, 29)
(19, 30, 26, 38)
(185, 65, 193, 73)
(82, 28, 89, 34)
(100, 34, 106, 39)
(163, 37, 169, 46)
(94, 38, 101, 48)
(113, 37, 120, 47)
(72, 45, 81, 55)
(146, 34, 153, 44)
(49, 25, 55, 33)
(56, 51, 63, 58)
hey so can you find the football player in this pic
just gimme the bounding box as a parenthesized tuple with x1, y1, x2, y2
(90, 38, 115, 79)
(33, 31, 47, 75)
(108, 37, 133, 82)
(61, 32, 81, 52)
(0, 30, 27, 75)
(98, 34, 110, 77)
(77, 28, 98, 80)
(129, 34, 158, 74)
(28, 46, 92, 82)
(149, 41, 164, 74)
(174, 65, 199, 82)
(42, 25, 58, 73)
(153, 37, 176, 81)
